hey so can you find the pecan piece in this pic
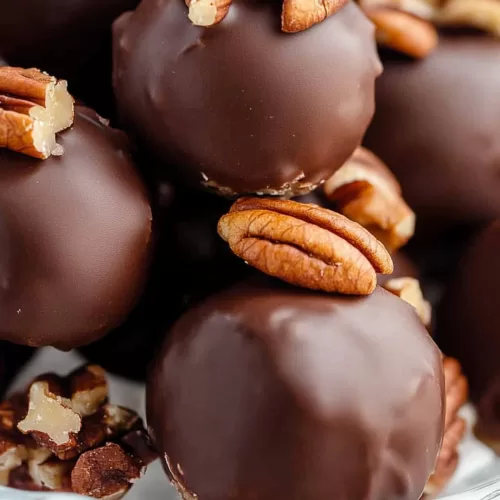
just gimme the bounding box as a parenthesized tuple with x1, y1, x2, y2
(383, 277, 431, 326)
(365, 7, 438, 58)
(218, 197, 393, 295)
(71, 443, 142, 499)
(282, 0, 348, 33)
(435, 0, 500, 37)
(424, 357, 468, 498)
(17, 381, 82, 453)
(0, 67, 74, 159)
(185, 0, 232, 26)
(323, 147, 415, 252)
(70, 365, 108, 418)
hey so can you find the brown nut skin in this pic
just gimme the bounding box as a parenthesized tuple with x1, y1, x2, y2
(218, 197, 393, 295)
(148, 279, 445, 500)
(0, 0, 140, 116)
(364, 33, 500, 238)
(113, 0, 381, 196)
(0, 105, 152, 350)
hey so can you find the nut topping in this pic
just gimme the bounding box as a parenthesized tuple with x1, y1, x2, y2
(185, 0, 348, 32)
(17, 381, 82, 448)
(323, 147, 416, 252)
(0, 365, 155, 496)
(185, 0, 232, 26)
(218, 197, 393, 295)
(71, 443, 142, 500)
(383, 277, 431, 326)
(364, 7, 438, 58)
(282, 0, 348, 33)
(0, 67, 74, 159)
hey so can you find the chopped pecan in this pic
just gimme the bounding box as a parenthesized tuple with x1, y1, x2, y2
(383, 277, 431, 326)
(185, 0, 232, 26)
(0, 67, 74, 159)
(70, 365, 108, 417)
(365, 7, 438, 58)
(323, 147, 415, 252)
(282, 0, 348, 33)
(71, 443, 142, 499)
(17, 381, 82, 454)
(218, 197, 393, 295)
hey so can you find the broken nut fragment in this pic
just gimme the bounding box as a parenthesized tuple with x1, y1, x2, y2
(383, 277, 431, 326)
(71, 443, 142, 499)
(364, 7, 438, 58)
(70, 365, 108, 418)
(323, 147, 416, 252)
(185, 0, 347, 33)
(185, 0, 232, 26)
(0, 67, 74, 159)
(218, 197, 393, 295)
(17, 381, 82, 451)
(282, 0, 348, 33)
(435, 0, 500, 37)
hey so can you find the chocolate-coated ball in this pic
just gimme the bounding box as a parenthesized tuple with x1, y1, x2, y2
(0, 0, 139, 115)
(438, 221, 500, 442)
(364, 33, 500, 236)
(148, 281, 444, 500)
(0, 106, 152, 349)
(113, 0, 381, 196)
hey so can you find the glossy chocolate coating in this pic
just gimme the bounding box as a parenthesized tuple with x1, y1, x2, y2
(364, 34, 500, 235)
(438, 222, 500, 431)
(0, 0, 139, 115)
(80, 188, 249, 379)
(148, 281, 444, 500)
(113, 0, 381, 195)
(0, 106, 152, 349)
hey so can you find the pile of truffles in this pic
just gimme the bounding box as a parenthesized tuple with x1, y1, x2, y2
(1, 0, 499, 498)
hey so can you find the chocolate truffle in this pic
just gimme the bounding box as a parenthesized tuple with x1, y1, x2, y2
(0, 105, 152, 349)
(0, 0, 139, 115)
(148, 281, 444, 500)
(113, 0, 381, 196)
(364, 33, 500, 236)
(438, 221, 500, 446)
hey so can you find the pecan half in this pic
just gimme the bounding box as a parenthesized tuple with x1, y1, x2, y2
(282, 0, 348, 33)
(383, 277, 431, 326)
(424, 357, 468, 498)
(0, 67, 74, 159)
(218, 197, 393, 295)
(323, 147, 415, 252)
(364, 7, 438, 58)
(435, 0, 500, 37)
